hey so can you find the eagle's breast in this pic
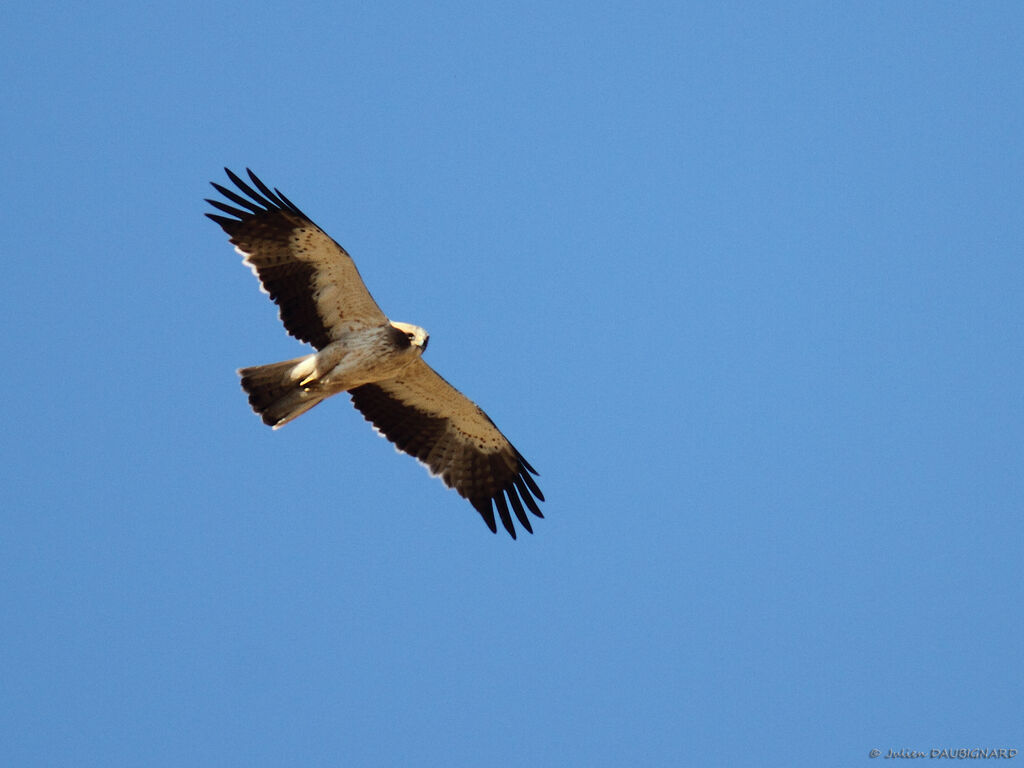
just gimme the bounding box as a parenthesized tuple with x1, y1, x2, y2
(316, 323, 422, 391)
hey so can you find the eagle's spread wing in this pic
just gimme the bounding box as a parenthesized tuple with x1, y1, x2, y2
(206, 168, 387, 349)
(349, 359, 544, 538)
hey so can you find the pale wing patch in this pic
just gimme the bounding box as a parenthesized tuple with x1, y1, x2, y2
(348, 358, 544, 538)
(288, 226, 389, 337)
(207, 168, 388, 350)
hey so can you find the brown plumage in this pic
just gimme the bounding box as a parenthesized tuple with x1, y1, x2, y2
(206, 168, 544, 537)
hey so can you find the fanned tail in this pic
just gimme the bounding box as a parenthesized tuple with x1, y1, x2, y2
(238, 355, 328, 428)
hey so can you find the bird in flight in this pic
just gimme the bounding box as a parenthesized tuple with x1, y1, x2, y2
(206, 169, 544, 537)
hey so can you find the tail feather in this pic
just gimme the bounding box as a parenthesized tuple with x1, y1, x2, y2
(238, 355, 328, 428)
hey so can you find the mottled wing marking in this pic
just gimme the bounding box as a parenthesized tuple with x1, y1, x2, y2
(348, 359, 544, 538)
(205, 168, 387, 350)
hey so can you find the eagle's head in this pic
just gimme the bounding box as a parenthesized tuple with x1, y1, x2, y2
(391, 321, 430, 354)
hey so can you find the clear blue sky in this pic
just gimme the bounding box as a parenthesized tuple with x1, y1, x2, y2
(2, 2, 1021, 766)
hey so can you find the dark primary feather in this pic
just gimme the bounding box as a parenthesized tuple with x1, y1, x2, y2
(348, 383, 544, 538)
(205, 168, 336, 349)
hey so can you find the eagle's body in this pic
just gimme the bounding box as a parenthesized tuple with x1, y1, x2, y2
(206, 169, 544, 537)
(238, 321, 427, 428)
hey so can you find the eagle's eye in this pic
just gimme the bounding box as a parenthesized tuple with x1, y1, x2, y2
(406, 332, 415, 342)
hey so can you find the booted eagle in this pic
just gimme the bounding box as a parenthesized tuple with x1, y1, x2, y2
(206, 169, 544, 537)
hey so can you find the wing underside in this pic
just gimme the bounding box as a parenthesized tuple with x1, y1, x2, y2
(206, 168, 387, 349)
(349, 359, 544, 538)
